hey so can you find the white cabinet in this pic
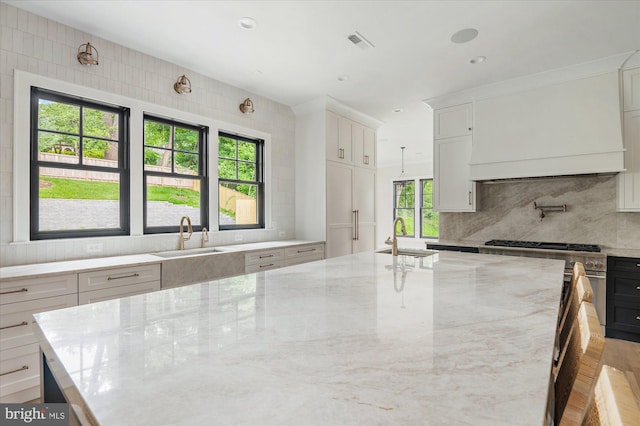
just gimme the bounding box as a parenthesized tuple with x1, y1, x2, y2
(78, 264, 161, 305)
(618, 68, 640, 212)
(326, 163, 376, 257)
(326, 111, 353, 164)
(352, 122, 376, 169)
(434, 136, 476, 211)
(353, 168, 376, 253)
(623, 67, 640, 111)
(434, 103, 473, 139)
(433, 103, 477, 212)
(618, 109, 640, 210)
(327, 111, 376, 168)
(0, 273, 77, 403)
(294, 99, 378, 257)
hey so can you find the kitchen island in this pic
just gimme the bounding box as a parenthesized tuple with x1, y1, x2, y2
(34, 251, 565, 425)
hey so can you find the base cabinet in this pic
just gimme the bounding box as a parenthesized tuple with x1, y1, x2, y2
(0, 274, 77, 403)
(606, 256, 640, 343)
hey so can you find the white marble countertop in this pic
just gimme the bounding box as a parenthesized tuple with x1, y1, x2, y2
(34, 251, 564, 425)
(0, 240, 323, 281)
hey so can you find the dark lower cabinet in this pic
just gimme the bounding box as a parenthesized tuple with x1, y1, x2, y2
(606, 256, 640, 343)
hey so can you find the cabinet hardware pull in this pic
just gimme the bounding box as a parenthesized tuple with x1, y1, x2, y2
(0, 321, 29, 330)
(0, 365, 28, 377)
(259, 254, 274, 259)
(107, 273, 140, 281)
(468, 191, 472, 205)
(297, 248, 315, 253)
(259, 264, 274, 268)
(352, 210, 357, 241)
(0, 288, 28, 295)
(338, 148, 344, 159)
(356, 210, 359, 241)
(364, 155, 369, 165)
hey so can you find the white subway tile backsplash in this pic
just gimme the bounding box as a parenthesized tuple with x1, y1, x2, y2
(1, 2, 296, 266)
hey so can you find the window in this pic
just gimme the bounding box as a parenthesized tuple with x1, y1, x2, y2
(420, 179, 439, 238)
(143, 116, 208, 233)
(218, 132, 264, 230)
(30, 88, 129, 240)
(393, 180, 415, 237)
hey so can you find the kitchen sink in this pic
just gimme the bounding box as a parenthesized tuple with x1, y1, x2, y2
(152, 247, 223, 258)
(376, 248, 437, 258)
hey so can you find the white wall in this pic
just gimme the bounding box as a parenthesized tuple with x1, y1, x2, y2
(375, 161, 433, 250)
(0, 3, 296, 266)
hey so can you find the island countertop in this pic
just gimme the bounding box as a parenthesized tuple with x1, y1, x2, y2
(34, 251, 565, 425)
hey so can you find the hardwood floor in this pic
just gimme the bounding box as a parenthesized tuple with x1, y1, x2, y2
(602, 337, 640, 402)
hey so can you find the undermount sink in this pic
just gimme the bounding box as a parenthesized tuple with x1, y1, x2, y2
(153, 247, 223, 258)
(377, 248, 437, 258)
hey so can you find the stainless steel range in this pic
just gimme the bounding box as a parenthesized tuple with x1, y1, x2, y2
(481, 240, 607, 327)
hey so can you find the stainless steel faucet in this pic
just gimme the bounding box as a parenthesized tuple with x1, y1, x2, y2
(385, 217, 407, 256)
(201, 227, 208, 248)
(179, 216, 193, 250)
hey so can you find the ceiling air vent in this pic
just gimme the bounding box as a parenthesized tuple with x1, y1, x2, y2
(347, 31, 374, 50)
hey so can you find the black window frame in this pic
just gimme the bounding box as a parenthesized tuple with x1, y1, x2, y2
(142, 115, 208, 234)
(419, 178, 439, 239)
(218, 131, 265, 230)
(30, 87, 130, 240)
(392, 180, 415, 238)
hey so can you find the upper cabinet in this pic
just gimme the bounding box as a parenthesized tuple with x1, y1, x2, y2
(623, 67, 640, 111)
(434, 103, 473, 139)
(433, 103, 477, 212)
(618, 67, 640, 212)
(326, 110, 376, 169)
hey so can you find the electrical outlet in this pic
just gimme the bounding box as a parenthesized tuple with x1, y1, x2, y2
(234, 234, 243, 241)
(86, 243, 103, 254)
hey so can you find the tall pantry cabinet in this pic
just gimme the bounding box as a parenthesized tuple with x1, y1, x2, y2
(294, 98, 380, 258)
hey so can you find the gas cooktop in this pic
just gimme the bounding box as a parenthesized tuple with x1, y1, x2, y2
(484, 240, 601, 253)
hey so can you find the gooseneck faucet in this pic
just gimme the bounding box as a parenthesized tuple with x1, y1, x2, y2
(385, 217, 407, 256)
(201, 227, 208, 248)
(179, 216, 193, 250)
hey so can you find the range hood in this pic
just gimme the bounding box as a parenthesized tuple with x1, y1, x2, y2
(469, 71, 625, 181)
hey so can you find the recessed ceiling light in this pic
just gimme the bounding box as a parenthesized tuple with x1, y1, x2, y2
(393, 108, 403, 113)
(451, 28, 478, 44)
(469, 56, 486, 64)
(338, 75, 349, 82)
(238, 17, 257, 30)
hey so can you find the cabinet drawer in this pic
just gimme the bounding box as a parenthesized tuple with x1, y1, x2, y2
(79, 264, 161, 292)
(245, 249, 284, 265)
(1, 294, 77, 351)
(0, 274, 77, 305)
(285, 244, 325, 259)
(610, 275, 640, 302)
(609, 304, 640, 333)
(0, 343, 39, 402)
(285, 253, 325, 267)
(79, 280, 160, 305)
(609, 257, 640, 274)
(245, 261, 285, 274)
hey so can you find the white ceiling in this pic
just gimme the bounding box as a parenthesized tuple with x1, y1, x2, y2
(9, 1, 640, 167)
